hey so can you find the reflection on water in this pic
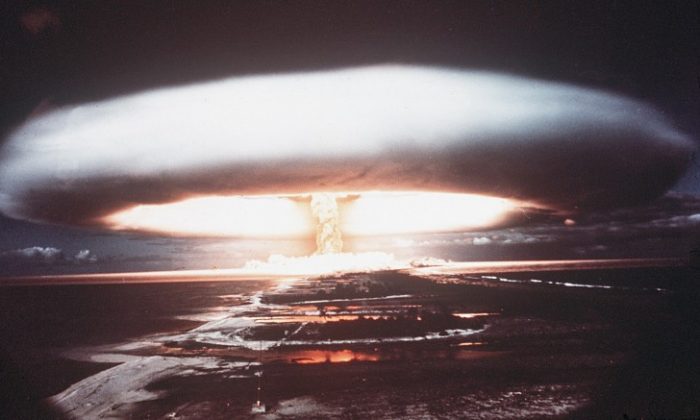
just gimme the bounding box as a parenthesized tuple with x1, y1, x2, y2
(275, 346, 501, 364)
(453, 312, 499, 319)
(254, 314, 392, 324)
(254, 311, 498, 325)
(457, 342, 485, 347)
(284, 303, 422, 315)
(291, 349, 381, 364)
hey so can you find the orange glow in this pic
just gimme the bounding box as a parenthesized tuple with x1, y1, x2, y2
(242, 252, 401, 275)
(457, 342, 486, 347)
(254, 314, 391, 324)
(103, 191, 517, 237)
(292, 349, 380, 364)
(452, 312, 499, 319)
(104, 195, 311, 237)
(343, 192, 516, 235)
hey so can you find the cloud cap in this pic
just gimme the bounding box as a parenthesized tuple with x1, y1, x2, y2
(0, 65, 695, 227)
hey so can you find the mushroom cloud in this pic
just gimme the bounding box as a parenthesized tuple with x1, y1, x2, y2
(0, 65, 695, 242)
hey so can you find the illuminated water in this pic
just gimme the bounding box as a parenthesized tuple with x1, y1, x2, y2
(0, 265, 697, 419)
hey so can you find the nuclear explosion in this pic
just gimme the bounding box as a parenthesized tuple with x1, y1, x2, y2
(310, 193, 344, 254)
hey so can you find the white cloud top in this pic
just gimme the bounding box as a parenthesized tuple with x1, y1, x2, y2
(0, 65, 694, 228)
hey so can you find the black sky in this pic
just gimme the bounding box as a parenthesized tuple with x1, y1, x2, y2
(1, 1, 697, 127)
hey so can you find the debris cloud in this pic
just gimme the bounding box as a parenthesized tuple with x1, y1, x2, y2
(310, 193, 343, 254)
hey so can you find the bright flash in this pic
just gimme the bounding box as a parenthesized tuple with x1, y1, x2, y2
(343, 192, 515, 236)
(104, 195, 312, 238)
(104, 192, 518, 244)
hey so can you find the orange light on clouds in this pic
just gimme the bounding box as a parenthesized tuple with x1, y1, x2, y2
(105, 195, 312, 237)
(343, 192, 516, 236)
(104, 192, 518, 238)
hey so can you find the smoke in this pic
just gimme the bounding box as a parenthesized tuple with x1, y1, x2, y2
(310, 193, 343, 254)
(0, 65, 695, 228)
(243, 252, 402, 275)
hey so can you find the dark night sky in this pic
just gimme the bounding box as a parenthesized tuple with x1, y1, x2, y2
(0, 1, 698, 275)
(2, 1, 697, 129)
